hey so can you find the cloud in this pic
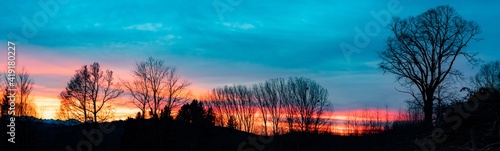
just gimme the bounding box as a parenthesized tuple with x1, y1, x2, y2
(221, 22, 256, 30)
(123, 23, 171, 31)
(154, 34, 181, 46)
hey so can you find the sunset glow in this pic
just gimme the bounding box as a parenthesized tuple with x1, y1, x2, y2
(1, 0, 497, 137)
(2, 0, 500, 150)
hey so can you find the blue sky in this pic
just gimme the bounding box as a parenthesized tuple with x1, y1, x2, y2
(0, 0, 499, 117)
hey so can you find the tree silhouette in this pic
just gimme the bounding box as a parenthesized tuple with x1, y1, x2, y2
(205, 107, 216, 126)
(124, 57, 190, 119)
(160, 104, 174, 121)
(135, 111, 143, 119)
(14, 68, 36, 117)
(207, 85, 256, 132)
(163, 67, 192, 117)
(285, 77, 330, 133)
(0, 68, 37, 117)
(58, 62, 123, 122)
(227, 115, 238, 129)
(0, 88, 10, 117)
(253, 82, 270, 135)
(379, 5, 481, 125)
(254, 78, 287, 135)
(122, 65, 151, 119)
(176, 100, 215, 126)
(208, 77, 331, 134)
(472, 60, 500, 91)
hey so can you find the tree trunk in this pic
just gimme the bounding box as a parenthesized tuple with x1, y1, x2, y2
(94, 101, 97, 123)
(424, 92, 434, 126)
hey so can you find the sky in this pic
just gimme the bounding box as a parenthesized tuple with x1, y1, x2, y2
(0, 0, 499, 119)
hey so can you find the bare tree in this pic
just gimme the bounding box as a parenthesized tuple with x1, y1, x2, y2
(434, 78, 466, 126)
(379, 5, 481, 125)
(283, 84, 298, 132)
(206, 93, 226, 127)
(253, 83, 270, 135)
(0, 68, 37, 117)
(87, 63, 123, 122)
(1, 89, 10, 117)
(125, 57, 190, 119)
(59, 62, 123, 122)
(286, 77, 330, 133)
(472, 60, 500, 90)
(162, 67, 191, 118)
(143, 57, 168, 119)
(5, 68, 37, 117)
(234, 85, 256, 133)
(15, 68, 35, 117)
(122, 62, 151, 119)
(256, 78, 287, 134)
(404, 99, 424, 122)
(208, 77, 331, 134)
(55, 95, 72, 120)
(59, 65, 91, 122)
(312, 90, 332, 133)
(208, 85, 255, 133)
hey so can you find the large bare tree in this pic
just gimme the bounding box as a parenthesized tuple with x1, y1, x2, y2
(286, 77, 330, 133)
(379, 5, 481, 124)
(124, 57, 190, 119)
(58, 62, 123, 122)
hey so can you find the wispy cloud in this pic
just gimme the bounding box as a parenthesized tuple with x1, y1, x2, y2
(124, 23, 171, 31)
(221, 22, 256, 30)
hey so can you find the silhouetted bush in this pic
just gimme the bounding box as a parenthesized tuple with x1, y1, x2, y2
(176, 100, 215, 126)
